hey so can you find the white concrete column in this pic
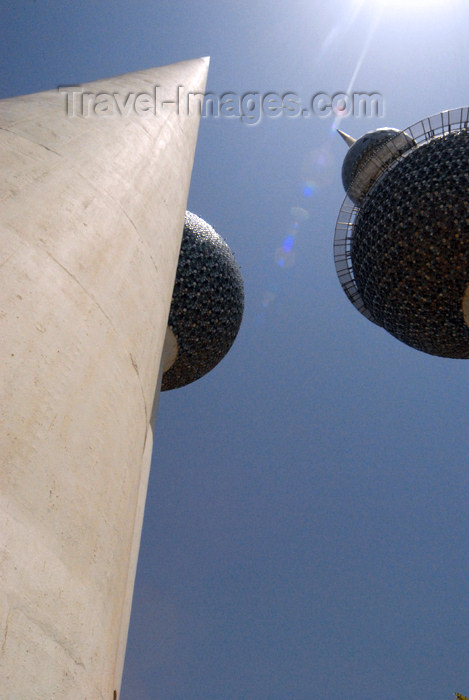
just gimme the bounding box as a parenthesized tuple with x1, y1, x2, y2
(0, 57, 208, 699)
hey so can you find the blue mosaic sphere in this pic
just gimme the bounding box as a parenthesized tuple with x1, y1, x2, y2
(162, 212, 244, 390)
(351, 129, 469, 357)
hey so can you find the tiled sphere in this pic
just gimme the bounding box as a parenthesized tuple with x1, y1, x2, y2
(161, 212, 244, 390)
(351, 130, 469, 357)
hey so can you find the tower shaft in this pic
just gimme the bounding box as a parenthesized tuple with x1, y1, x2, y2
(0, 58, 208, 698)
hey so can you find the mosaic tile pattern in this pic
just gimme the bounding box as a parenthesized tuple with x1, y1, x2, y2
(162, 211, 244, 390)
(351, 130, 469, 357)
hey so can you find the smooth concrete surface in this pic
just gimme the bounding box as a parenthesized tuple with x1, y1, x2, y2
(0, 57, 208, 699)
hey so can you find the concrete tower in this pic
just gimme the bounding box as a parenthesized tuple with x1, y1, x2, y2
(0, 59, 212, 698)
(334, 108, 469, 357)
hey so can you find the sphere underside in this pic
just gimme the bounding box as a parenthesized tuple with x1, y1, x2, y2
(161, 212, 244, 390)
(351, 130, 469, 358)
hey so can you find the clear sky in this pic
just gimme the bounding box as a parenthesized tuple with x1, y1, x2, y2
(2, 1, 469, 698)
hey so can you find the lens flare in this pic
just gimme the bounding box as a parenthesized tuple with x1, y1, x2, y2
(282, 235, 295, 253)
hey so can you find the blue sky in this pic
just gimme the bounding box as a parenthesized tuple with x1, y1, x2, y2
(2, 1, 469, 698)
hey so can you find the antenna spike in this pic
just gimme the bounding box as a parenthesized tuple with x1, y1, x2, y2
(337, 129, 356, 148)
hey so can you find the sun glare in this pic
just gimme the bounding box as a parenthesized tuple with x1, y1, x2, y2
(353, 0, 454, 12)
(374, 0, 450, 9)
